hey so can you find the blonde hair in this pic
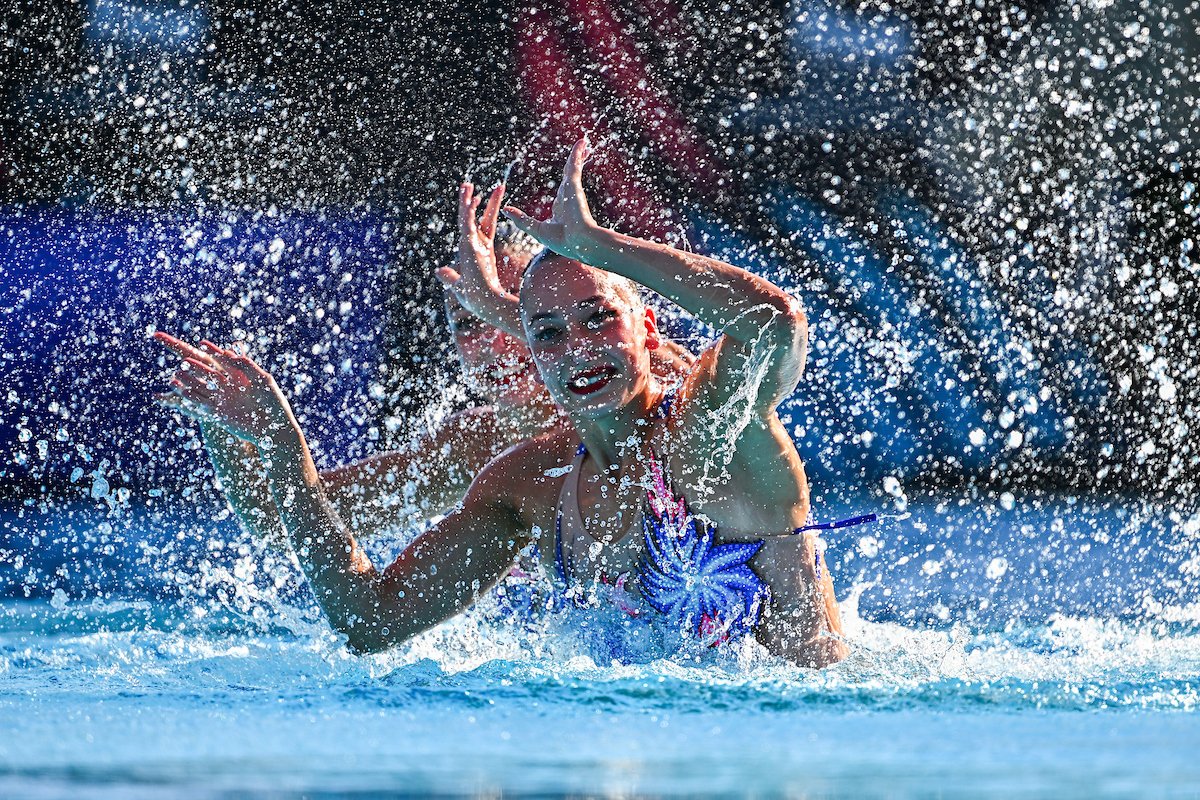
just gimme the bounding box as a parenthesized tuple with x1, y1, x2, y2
(520, 251, 645, 315)
(494, 220, 541, 259)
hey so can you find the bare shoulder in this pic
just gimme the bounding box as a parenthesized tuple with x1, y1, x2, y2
(465, 426, 578, 525)
(437, 405, 503, 448)
(659, 358, 810, 535)
(480, 425, 576, 488)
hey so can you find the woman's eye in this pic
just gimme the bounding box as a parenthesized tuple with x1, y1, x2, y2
(452, 319, 480, 334)
(586, 310, 617, 329)
(533, 327, 561, 342)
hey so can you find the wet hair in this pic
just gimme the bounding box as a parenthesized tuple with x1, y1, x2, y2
(519, 249, 645, 316)
(494, 220, 541, 259)
(524, 245, 554, 275)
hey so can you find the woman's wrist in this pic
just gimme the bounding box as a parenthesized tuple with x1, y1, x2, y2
(258, 416, 306, 461)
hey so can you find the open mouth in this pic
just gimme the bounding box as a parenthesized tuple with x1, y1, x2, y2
(490, 361, 533, 385)
(567, 364, 618, 396)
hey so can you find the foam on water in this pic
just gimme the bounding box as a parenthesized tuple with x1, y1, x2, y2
(4, 560, 1198, 712)
(2, 592, 1199, 795)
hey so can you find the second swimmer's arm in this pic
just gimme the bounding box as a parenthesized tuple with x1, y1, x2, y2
(200, 406, 501, 547)
(319, 408, 506, 536)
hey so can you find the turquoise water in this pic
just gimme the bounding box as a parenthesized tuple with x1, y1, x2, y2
(2, 497, 1199, 797)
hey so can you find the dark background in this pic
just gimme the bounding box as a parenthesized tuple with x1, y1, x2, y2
(1, 0, 1197, 515)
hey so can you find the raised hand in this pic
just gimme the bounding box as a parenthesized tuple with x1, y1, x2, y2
(501, 138, 599, 261)
(435, 183, 524, 337)
(154, 333, 222, 423)
(154, 332, 297, 449)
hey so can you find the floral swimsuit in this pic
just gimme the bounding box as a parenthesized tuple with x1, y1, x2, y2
(552, 395, 771, 644)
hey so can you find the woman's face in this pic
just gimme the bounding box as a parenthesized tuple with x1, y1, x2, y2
(445, 249, 542, 406)
(519, 255, 657, 420)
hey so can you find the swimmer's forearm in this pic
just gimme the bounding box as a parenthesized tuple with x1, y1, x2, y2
(576, 225, 806, 345)
(258, 422, 523, 654)
(270, 448, 511, 650)
(200, 423, 289, 547)
(465, 286, 525, 339)
(261, 429, 388, 642)
(364, 531, 511, 647)
(260, 433, 479, 654)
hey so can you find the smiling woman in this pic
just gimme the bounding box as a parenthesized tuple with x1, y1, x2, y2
(520, 266, 659, 416)
(153, 138, 847, 667)
(8, 0, 1200, 795)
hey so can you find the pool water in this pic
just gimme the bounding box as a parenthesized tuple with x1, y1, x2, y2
(1, 495, 1198, 797)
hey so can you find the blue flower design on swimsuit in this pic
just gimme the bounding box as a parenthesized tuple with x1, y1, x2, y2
(639, 454, 770, 642)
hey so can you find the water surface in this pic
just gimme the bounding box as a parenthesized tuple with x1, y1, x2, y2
(2, 496, 1198, 797)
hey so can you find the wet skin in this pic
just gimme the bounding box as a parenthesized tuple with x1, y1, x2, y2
(445, 251, 543, 410)
(159, 141, 844, 667)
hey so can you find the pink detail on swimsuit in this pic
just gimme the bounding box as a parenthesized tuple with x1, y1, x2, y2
(697, 613, 733, 646)
(611, 574, 642, 618)
(646, 451, 687, 532)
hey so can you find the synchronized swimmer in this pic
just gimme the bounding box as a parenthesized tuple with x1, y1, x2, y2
(156, 182, 692, 549)
(158, 139, 847, 668)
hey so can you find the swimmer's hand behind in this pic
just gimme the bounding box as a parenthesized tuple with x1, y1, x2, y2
(501, 138, 601, 262)
(436, 182, 523, 338)
(154, 332, 297, 450)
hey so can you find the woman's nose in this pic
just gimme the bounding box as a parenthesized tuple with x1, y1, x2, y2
(485, 329, 510, 357)
(564, 325, 599, 358)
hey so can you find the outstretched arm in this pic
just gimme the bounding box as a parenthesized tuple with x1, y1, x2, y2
(264, 417, 527, 653)
(502, 139, 807, 415)
(159, 335, 526, 652)
(156, 333, 499, 545)
(198, 419, 290, 545)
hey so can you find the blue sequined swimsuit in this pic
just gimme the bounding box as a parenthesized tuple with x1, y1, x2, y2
(551, 393, 876, 644)
(553, 394, 771, 643)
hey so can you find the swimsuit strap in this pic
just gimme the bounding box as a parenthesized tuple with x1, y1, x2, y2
(554, 447, 588, 584)
(656, 389, 675, 421)
(792, 512, 878, 535)
(791, 513, 877, 584)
